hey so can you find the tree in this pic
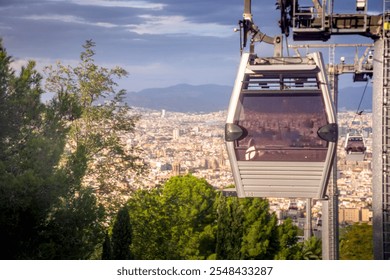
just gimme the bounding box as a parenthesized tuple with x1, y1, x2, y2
(302, 236, 322, 260)
(216, 194, 244, 259)
(111, 206, 133, 259)
(38, 187, 105, 259)
(127, 176, 305, 260)
(44, 39, 145, 213)
(128, 188, 174, 259)
(0, 38, 14, 143)
(0, 39, 130, 259)
(239, 198, 279, 259)
(161, 175, 218, 260)
(101, 232, 112, 260)
(128, 175, 218, 260)
(274, 218, 303, 260)
(216, 195, 305, 260)
(339, 222, 373, 260)
(0, 39, 69, 259)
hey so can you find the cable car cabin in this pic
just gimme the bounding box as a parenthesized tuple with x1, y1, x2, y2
(345, 133, 366, 161)
(225, 52, 337, 199)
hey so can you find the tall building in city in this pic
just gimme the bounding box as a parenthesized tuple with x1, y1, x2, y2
(219, 148, 226, 168)
(172, 161, 181, 176)
(203, 159, 209, 169)
(339, 208, 360, 223)
(210, 158, 219, 170)
(173, 128, 180, 140)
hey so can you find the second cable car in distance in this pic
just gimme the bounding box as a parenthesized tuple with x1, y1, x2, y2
(345, 132, 366, 161)
(225, 52, 337, 199)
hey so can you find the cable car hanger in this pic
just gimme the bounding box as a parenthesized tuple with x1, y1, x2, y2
(237, 0, 284, 57)
(344, 83, 369, 161)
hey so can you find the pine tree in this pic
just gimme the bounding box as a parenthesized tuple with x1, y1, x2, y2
(240, 198, 279, 259)
(111, 206, 133, 259)
(216, 195, 243, 259)
(274, 218, 303, 260)
(102, 232, 112, 260)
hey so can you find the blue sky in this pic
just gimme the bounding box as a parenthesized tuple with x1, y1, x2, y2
(0, 0, 382, 92)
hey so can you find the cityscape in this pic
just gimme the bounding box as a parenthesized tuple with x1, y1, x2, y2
(130, 107, 373, 230)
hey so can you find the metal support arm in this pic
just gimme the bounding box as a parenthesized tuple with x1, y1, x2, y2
(241, 0, 283, 57)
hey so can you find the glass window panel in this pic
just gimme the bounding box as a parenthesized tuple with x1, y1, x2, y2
(346, 136, 365, 153)
(235, 93, 328, 162)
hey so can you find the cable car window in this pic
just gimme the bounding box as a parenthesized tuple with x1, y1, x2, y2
(345, 135, 366, 153)
(234, 93, 328, 162)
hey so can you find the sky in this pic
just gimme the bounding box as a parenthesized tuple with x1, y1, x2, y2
(0, 0, 383, 93)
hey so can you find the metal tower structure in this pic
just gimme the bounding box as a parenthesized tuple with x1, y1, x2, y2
(325, 44, 338, 259)
(288, 42, 373, 259)
(383, 0, 390, 259)
(372, 0, 390, 260)
(281, 0, 384, 259)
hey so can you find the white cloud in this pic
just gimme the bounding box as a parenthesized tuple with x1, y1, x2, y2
(127, 14, 234, 38)
(25, 14, 82, 23)
(23, 14, 118, 28)
(10, 58, 29, 72)
(68, 0, 166, 10)
(11, 56, 80, 73)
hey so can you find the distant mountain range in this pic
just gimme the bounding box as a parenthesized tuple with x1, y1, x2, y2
(125, 84, 231, 113)
(124, 83, 373, 113)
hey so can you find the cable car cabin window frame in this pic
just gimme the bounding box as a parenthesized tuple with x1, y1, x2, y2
(235, 92, 329, 162)
(345, 133, 366, 154)
(225, 52, 337, 199)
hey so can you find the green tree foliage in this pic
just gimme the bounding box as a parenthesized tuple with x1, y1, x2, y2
(302, 236, 322, 260)
(161, 175, 218, 259)
(44, 40, 145, 212)
(101, 232, 112, 260)
(216, 195, 244, 259)
(0, 39, 19, 143)
(339, 222, 373, 260)
(127, 175, 306, 260)
(128, 175, 218, 260)
(38, 188, 105, 259)
(239, 198, 279, 259)
(0, 39, 73, 259)
(274, 218, 303, 260)
(0, 39, 137, 259)
(128, 190, 157, 259)
(111, 206, 133, 260)
(216, 195, 312, 260)
(128, 188, 173, 259)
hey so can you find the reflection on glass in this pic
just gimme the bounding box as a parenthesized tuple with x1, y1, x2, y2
(235, 94, 328, 162)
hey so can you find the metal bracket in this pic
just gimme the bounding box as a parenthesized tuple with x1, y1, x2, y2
(317, 123, 338, 142)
